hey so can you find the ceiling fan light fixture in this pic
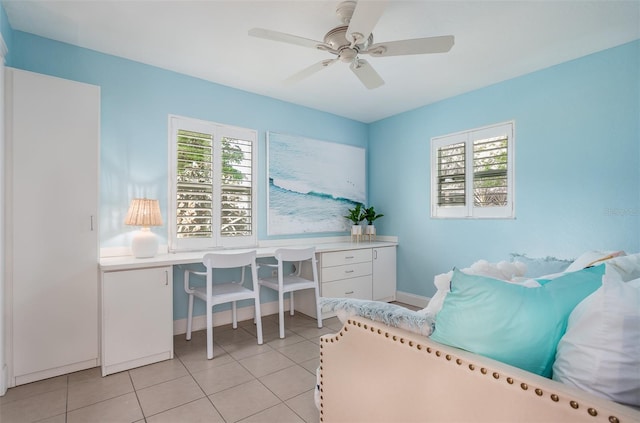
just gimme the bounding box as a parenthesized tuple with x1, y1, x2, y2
(339, 47, 358, 63)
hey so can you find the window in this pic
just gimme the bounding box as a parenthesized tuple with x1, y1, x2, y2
(431, 121, 515, 219)
(169, 116, 257, 251)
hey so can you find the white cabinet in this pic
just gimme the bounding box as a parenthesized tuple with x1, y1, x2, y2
(102, 267, 173, 376)
(320, 249, 373, 300)
(6, 68, 100, 386)
(373, 247, 397, 301)
(295, 244, 397, 318)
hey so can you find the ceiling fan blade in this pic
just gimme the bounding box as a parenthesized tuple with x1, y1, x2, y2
(285, 59, 338, 85)
(248, 28, 327, 50)
(350, 59, 384, 89)
(366, 35, 455, 57)
(346, 0, 388, 45)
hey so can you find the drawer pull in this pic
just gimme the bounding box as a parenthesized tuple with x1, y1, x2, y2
(345, 256, 355, 259)
(345, 291, 354, 295)
(345, 270, 355, 274)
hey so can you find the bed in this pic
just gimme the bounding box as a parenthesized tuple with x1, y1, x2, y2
(317, 251, 640, 422)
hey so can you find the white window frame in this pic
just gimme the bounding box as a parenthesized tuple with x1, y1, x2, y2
(168, 115, 257, 251)
(431, 121, 515, 219)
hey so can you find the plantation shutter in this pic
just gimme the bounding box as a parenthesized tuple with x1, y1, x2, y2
(431, 121, 514, 219)
(221, 137, 253, 237)
(176, 129, 213, 239)
(473, 136, 508, 207)
(169, 116, 257, 251)
(437, 142, 466, 206)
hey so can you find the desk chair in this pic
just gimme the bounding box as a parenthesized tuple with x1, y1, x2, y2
(258, 247, 322, 338)
(184, 250, 263, 359)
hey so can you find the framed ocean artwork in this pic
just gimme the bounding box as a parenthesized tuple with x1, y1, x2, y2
(267, 132, 366, 235)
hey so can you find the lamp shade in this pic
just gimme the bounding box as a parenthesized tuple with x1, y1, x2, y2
(125, 198, 163, 227)
(125, 198, 162, 258)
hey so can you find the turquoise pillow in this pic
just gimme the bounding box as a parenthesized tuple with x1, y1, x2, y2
(430, 265, 605, 377)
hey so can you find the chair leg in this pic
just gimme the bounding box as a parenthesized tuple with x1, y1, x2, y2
(289, 292, 295, 316)
(278, 291, 285, 339)
(186, 293, 194, 341)
(314, 285, 323, 329)
(232, 301, 238, 329)
(254, 298, 263, 345)
(206, 305, 214, 360)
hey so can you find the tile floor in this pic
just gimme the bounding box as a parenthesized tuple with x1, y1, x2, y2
(0, 312, 344, 423)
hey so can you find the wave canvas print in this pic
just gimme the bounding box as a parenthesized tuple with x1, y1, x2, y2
(267, 132, 366, 235)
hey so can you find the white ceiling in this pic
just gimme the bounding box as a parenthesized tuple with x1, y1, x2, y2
(3, 0, 639, 123)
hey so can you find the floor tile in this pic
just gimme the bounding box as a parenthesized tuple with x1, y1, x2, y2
(238, 402, 305, 423)
(239, 349, 296, 378)
(0, 306, 417, 422)
(299, 357, 320, 375)
(0, 375, 67, 405)
(177, 346, 236, 374)
(67, 371, 134, 411)
(265, 333, 306, 349)
(211, 327, 256, 346)
(292, 325, 335, 341)
(221, 338, 274, 361)
(36, 413, 67, 423)
(276, 340, 320, 364)
(66, 392, 143, 423)
(191, 361, 255, 395)
(129, 358, 188, 390)
(0, 388, 67, 422)
(146, 397, 224, 423)
(67, 366, 103, 383)
(136, 375, 205, 417)
(259, 365, 316, 401)
(286, 389, 320, 423)
(209, 379, 280, 422)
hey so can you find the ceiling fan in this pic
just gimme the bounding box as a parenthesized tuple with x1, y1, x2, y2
(248, 0, 454, 89)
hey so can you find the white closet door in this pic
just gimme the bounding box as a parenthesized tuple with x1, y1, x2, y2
(8, 68, 99, 384)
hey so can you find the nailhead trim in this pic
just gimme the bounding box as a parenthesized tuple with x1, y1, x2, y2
(318, 319, 618, 422)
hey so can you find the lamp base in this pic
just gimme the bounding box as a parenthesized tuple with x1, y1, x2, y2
(131, 227, 159, 258)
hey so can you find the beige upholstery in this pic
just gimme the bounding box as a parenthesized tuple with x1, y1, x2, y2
(319, 316, 640, 423)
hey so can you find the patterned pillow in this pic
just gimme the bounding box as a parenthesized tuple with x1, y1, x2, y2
(320, 297, 435, 337)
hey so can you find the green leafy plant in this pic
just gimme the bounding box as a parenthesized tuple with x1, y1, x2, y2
(363, 206, 384, 225)
(344, 203, 365, 225)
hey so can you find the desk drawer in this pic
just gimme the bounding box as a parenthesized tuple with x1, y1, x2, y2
(322, 249, 372, 268)
(322, 261, 372, 283)
(322, 276, 373, 300)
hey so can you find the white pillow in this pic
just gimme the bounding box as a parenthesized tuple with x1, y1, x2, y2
(604, 252, 640, 282)
(552, 275, 640, 407)
(565, 250, 625, 273)
(422, 261, 534, 317)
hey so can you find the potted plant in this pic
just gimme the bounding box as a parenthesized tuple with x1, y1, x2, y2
(363, 206, 384, 239)
(345, 204, 365, 238)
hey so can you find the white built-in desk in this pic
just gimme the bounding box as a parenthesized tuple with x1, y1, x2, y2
(98, 239, 397, 375)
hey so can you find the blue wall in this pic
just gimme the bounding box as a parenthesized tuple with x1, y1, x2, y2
(6, 20, 640, 303)
(369, 40, 640, 297)
(10, 31, 369, 250)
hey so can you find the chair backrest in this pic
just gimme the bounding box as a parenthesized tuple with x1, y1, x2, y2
(202, 250, 259, 292)
(274, 247, 316, 263)
(203, 250, 257, 269)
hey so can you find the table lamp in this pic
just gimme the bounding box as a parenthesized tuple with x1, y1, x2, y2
(125, 198, 163, 258)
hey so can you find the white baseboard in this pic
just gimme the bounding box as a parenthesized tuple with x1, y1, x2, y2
(173, 298, 288, 335)
(395, 291, 430, 309)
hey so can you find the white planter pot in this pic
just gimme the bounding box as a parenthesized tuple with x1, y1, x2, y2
(364, 224, 376, 241)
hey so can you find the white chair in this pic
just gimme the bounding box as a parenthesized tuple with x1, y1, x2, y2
(184, 250, 263, 359)
(258, 247, 322, 338)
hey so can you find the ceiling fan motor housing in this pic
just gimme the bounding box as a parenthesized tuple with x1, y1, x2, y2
(323, 25, 373, 62)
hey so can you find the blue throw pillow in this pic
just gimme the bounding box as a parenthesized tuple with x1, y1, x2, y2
(430, 265, 605, 377)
